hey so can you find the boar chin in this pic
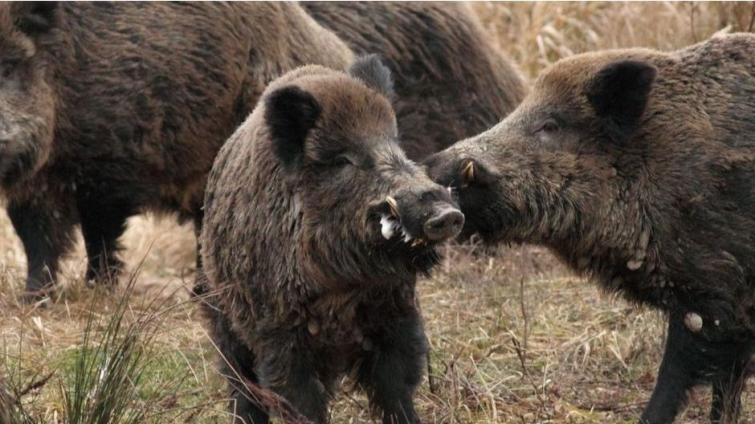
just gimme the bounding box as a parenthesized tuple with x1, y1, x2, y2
(456, 187, 518, 245)
(364, 214, 440, 274)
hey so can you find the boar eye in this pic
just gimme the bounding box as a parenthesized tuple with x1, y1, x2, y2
(536, 119, 560, 134)
(1, 60, 20, 79)
(329, 154, 354, 168)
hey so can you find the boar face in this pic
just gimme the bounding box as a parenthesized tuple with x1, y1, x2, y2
(266, 56, 464, 278)
(426, 56, 656, 251)
(0, 3, 59, 188)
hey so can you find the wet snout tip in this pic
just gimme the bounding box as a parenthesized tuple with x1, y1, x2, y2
(423, 206, 464, 241)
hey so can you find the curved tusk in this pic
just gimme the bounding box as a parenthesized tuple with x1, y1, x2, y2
(462, 160, 475, 184)
(385, 195, 399, 217)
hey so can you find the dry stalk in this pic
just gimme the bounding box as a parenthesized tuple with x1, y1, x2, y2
(511, 336, 547, 411)
(17, 371, 55, 398)
(519, 277, 529, 351)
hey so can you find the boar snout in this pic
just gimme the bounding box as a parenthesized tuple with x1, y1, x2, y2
(424, 202, 464, 241)
(371, 186, 464, 245)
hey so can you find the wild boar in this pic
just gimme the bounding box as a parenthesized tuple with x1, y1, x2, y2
(427, 34, 755, 423)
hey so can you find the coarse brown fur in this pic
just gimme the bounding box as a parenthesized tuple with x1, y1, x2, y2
(302, 2, 527, 160)
(0, 2, 352, 297)
(427, 33, 755, 423)
(200, 58, 463, 423)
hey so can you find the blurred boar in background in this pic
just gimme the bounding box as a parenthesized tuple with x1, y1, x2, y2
(0, 2, 352, 300)
(427, 34, 755, 423)
(303, 2, 527, 160)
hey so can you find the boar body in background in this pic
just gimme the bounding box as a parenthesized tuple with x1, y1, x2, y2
(302, 2, 527, 160)
(200, 58, 463, 424)
(427, 34, 755, 423)
(0, 2, 352, 298)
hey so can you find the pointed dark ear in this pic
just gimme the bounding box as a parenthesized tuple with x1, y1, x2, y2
(265, 85, 321, 167)
(348, 54, 394, 99)
(585, 60, 656, 141)
(13, 2, 59, 36)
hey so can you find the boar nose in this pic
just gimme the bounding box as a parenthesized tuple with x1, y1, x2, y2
(423, 203, 464, 241)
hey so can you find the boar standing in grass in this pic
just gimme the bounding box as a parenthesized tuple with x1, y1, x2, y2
(426, 34, 755, 423)
(200, 57, 464, 424)
(0, 2, 352, 299)
(302, 2, 527, 160)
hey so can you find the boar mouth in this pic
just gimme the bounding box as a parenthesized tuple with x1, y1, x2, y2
(365, 195, 446, 275)
(379, 213, 421, 245)
(376, 212, 433, 250)
(368, 196, 439, 251)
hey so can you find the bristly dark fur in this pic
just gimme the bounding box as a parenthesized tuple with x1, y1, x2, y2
(201, 64, 460, 424)
(0, 2, 352, 298)
(302, 2, 527, 160)
(427, 34, 755, 424)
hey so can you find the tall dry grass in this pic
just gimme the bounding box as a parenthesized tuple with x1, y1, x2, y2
(474, 2, 755, 79)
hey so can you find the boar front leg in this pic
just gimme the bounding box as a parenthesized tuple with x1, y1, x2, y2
(358, 310, 427, 424)
(201, 297, 270, 424)
(709, 347, 749, 424)
(255, 337, 330, 424)
(8, 194, 77, 301)
(641, 317, 696, 424)
(76, 193, 134, 285)
(711, 375, 744, 424)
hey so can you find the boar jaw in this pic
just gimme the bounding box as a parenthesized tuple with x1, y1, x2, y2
(379, 213, 414, 243)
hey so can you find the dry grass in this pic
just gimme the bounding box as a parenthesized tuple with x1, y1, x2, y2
(2, 2, 755, 423)
(474, 1, 755, 79)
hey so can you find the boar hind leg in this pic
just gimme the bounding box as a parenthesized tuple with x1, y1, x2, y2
(358, 311, 427, 424)
(641, 317, 696, 424)
(8, 196, 77, 301)
(77, 196, 134, 285)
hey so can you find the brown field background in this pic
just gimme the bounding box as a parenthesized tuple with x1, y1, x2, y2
(1, 2, 754, 423)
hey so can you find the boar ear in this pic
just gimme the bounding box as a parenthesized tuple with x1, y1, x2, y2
(13, 2, 59, 36)
(585, 60, 656, 141)
(265, 85, 321, 167)
(348, 54, 395, 99)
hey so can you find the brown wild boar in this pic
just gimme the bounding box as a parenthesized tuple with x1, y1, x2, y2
(302, 1, 527, 160)
(426, 34, 755, 423)
(0, 2, 352, 299)
(200, 57, 464, 424)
